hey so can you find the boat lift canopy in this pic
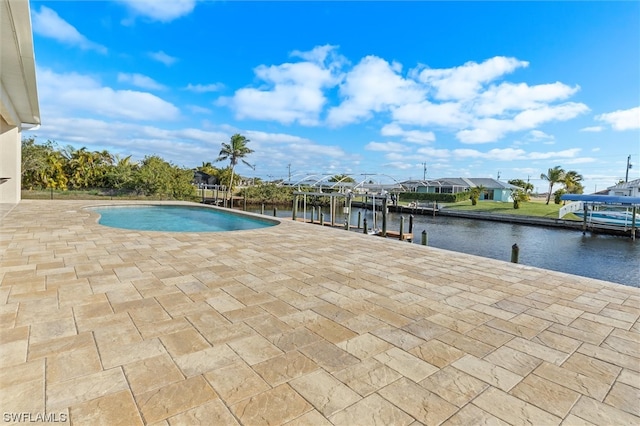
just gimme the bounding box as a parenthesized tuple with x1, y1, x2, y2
(560, 194, 640, 206)
(560, 194, 639, 240)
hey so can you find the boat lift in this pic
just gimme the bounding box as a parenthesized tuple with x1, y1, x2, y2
(560, 194, 640, 240)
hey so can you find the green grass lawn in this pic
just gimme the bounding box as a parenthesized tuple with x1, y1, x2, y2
(442, 199, 579, 220)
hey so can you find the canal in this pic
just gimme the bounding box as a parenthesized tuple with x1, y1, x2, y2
(250, 206, 639, 288)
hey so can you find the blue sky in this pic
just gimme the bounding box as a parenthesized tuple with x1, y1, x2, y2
(27, 0, 639, 192)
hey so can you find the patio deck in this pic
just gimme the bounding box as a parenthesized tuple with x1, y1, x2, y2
(1, 200, 638, 425)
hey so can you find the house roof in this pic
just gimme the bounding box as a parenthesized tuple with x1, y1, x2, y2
(406, 178, 521, 190)
(1, 0, 40, 127)
(607, 179, 640, 190)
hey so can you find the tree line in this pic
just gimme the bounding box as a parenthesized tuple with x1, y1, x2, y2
(21, 137, 196, 199)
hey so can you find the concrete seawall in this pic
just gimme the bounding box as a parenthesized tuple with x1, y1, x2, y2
(353, 201, 638, 238)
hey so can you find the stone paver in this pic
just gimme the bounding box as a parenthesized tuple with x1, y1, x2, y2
(1, 200, 639, 425)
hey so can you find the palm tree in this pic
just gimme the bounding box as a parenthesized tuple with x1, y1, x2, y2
(563, 170, 584, 194)
(215, 134, 254, 200)
(540, 166, 565, 204)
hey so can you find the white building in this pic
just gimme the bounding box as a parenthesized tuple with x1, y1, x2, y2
(607, 179, 640, 197)
(1, 0, 40, 204)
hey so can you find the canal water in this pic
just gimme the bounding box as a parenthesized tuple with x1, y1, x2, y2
(249, 206, 639, 288)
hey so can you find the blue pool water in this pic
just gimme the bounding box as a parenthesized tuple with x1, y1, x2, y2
(90, 205, 277, 232)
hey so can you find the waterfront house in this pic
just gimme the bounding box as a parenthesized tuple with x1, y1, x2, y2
(607, 178, 640, 197)
(401, 178, 522, 202)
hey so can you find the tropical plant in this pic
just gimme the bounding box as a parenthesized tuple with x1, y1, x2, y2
(554, 188, 566, 205)
(469, 185, 486, 205)
(508, 179, 534, 200)
(563, 170, 584, 194)
(215, 134, 254, 199)
(540, 166, 565, 204)
(104, 155, 136, 190)
(21, 137, 55, 189)
(512, 189, 528, 209)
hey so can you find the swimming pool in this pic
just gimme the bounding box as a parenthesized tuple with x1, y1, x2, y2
(89, 205, 278, 232)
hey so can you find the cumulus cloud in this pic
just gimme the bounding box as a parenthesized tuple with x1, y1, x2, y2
(413, 146, 583, 163)
(221, 47, 589, 144)
(117, 0, 198, 22)
(456, 102, 589, 143)
(224, 45, 344, 125)
(473, 82, 580, 116)
(528, 130, 554, 141)
(32, 6, 107, 54)
(326, 56, 424, 126)
(380, 124, 435, 144)
(117, 73, 166, 91)
(149, 51, 178, 66)
(416, 56, 528, 101)
(365, 141, 409, 152)
(37, 68, 180, 122)
(392, 101, 470, 128)
(596, 106, 640, 130)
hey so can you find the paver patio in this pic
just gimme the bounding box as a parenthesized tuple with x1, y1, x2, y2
(1, 200, 638, 425)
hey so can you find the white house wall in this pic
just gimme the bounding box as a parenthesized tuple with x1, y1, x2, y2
(0, 116, 21, 203)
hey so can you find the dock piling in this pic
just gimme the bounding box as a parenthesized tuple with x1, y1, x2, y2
(273, 207, 277, 217)
(357, 211, 361, 229)
(363, 218, 368, 234)
(511, 243, 520, 263)
(421, 230, 428, 246)
(399, 216, 404, 241)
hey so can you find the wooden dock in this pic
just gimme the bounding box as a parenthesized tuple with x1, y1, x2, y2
(377, 230, 413, 241)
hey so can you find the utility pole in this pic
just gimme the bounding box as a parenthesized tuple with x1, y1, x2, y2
(497, 171, 501, 180)
(288, 163, 291, 183)
(626, 155, 632, 182)
(422, 162, 427, 181)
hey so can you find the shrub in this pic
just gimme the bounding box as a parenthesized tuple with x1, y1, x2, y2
(398, 191, 469, 203)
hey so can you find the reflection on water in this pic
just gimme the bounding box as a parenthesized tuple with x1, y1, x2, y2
(251, 207, 639, 287)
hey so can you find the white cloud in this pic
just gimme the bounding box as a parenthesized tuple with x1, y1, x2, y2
(416, 146, 582, 162)
(37, 68, 180, 122)
(365, 141, 409, 152)
(382, 162, 415, 170)
(528, 130, 554, 141)
(457, 102, 589, 143)
(564, 157, 596, 164)
(117, 0, 198, 22)
(392, 101, 470, 128)
(149, 51, 178, 66)
(32, 6, 107, 54)
(224, 46, 343, 125)
(580, 126, 604, 132)
(473, 82, 579, 116)
(326, 56, 424, 126)
(416, 147, 452, 159)
(185, 83, 224, 93)
(117, 73, 166, 91)
(380, 124, 435, 144)
(596, 106, 640, 130)
(416, 56, 528, 101)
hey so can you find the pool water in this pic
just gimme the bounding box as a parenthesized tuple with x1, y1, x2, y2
(90, 205, 277, 232)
